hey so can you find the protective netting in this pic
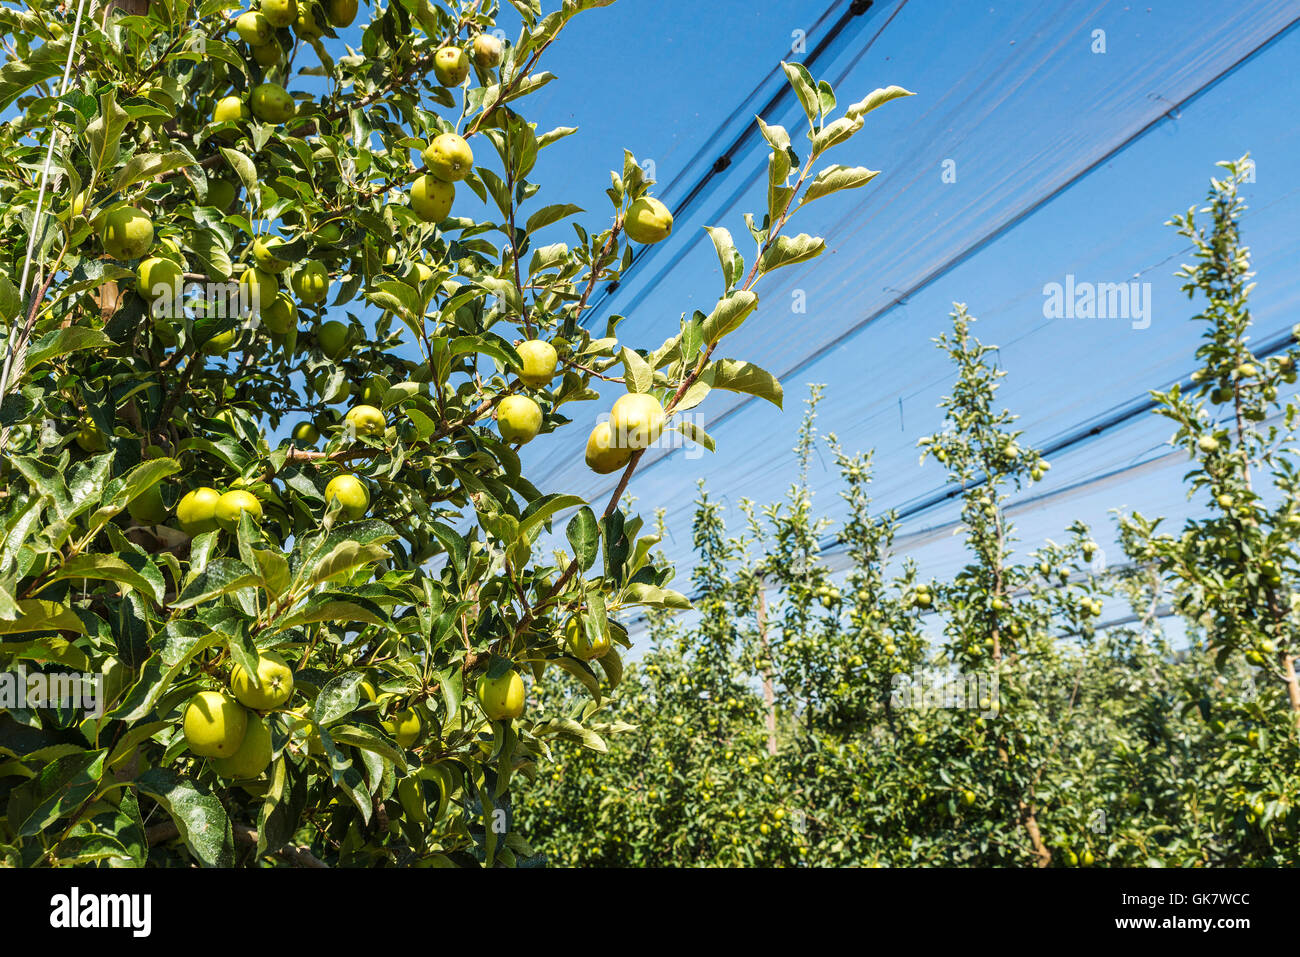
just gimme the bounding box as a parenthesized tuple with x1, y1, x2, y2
(514, 0, 1300, 631)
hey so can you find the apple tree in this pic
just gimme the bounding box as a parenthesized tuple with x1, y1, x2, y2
(0, 0, 910, 865)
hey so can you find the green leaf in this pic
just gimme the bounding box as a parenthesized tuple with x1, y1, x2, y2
(314, 671, 365, 727)
(803, 165, 880, 205)
(701, 289, 759, 344)
(566, 506, 599, 572)
(519, 494, 586, 542)
(306, 541, 392, 588)
(621, 582, 692, 609)
(46, 554, 164, 605)
(845, 84, 916, 119)
(0, 599, 86, 635)
(137, 767, 234, 867)
(620, 347, 653, 394)
(811, 115, 863, 153)
(7, 749, 106, 837)
(552, 655, 602, 704)
(172, 559, 259, 608)
(219, 146, 259, 199)
(704, 226, 742, 291)
(675, 418, 715, 453)
(525, 203, 583, 234)
(759, 233, 825, 274)
(111, 150, 195, 193)
(274, 597, 387, 632)
(0, 273, 21, 322)
(781, 61, 819, 131)
(705, 358, 784, 409)
(22, 327, 113, 372)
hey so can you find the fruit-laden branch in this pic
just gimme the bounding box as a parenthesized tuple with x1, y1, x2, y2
(144, 819, 329, 868)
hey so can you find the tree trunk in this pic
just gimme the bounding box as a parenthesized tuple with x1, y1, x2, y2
(756, 579, 777, 756)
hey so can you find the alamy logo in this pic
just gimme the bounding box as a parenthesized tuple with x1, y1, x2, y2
(1042, 274, 1152, 329)
(0, 666, 102, 716)
(49, 888, 152, 937)
(890, 670, 1000, 718)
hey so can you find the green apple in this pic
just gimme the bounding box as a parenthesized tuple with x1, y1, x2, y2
(212, 94, 249, 126)
(73, 419, 107, 452)
(293, 2, 322, 37)
(231, 651, 295, 710)
(317, 319, 349, 357)
(235, 10, 272, 44)
(410, 174, 454, 222)
(345, 403, 385, 436)
(260, 0, 297, 27)
(516, 339, 557, 388)
(314, 221, 343, 244)
(183, 690, 248, 758)
(100, 206, 155, 260)
(496, 395, 542, 444)
(422, 133, 474, 182)
(214, 489, 263, 531)
(239, 266, 278, 317)
(565, 616, 610, 661)
(623, 196, 673, 244)
(433, 46, 470, 86)
(250, 82, 294, 123)
(608, 392, 664, 449)
(327, 0, 357, 27)
(213, 713, 273, 778)
(204, 328, 239, 356)
(261, 291, 297, 334)
(292, 420, 320, 445)
(136, 256, 182, 302)
(252, 236, 291, 273)
(127, 483, 168, 525)
(584, 421, 632, 474)
(324, 473, 370, 519)
(250, 40, 280, 65)
(477, 669, 525, 720)
(207, 177, 238, 210)
(292, 260, 330, 304)
(472, 32, 503, 69)
(176, 487, 222, 535)
(384, 708, 424, 747)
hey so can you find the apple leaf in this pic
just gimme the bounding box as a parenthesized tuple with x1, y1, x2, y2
(525, 203, 583, 234)
(519, 493, 586, 541)
(704, 226, 743, 291)
(845, 84, 916, 119)
(566, 506, 599, 571)
(701, 289, 758, 344)
(0, 599, 88, 635)
(759, 233, 825, 274)
(172, 559, 260, 608)
(137, 767, 234, 867)
(621, 346, 653, 393)
(705, 358, 784, 410)
(781, 61, 819, 132)
(22, 327, 114, 373)
(675, 418, 715, 453)
(111, 150, 195, 193)
(802, 165, 880, 205)
(7, 749, 107, 837)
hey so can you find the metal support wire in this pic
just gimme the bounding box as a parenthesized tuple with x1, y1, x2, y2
(0, 0, 94, 399)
